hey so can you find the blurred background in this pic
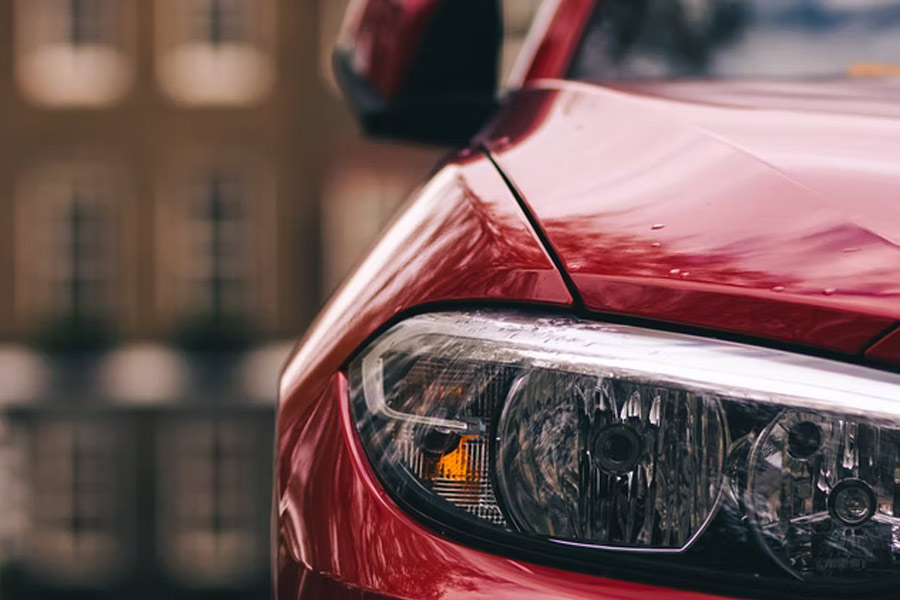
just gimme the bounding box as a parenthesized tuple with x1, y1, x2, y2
(0, 0, 542, 598)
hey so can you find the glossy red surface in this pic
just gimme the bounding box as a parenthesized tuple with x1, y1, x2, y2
(277, 153, 573, 597)
(481, 79, 900, 354)
(274, 153, 728, 598)
(337, 0, 442, 100)
(866, 327, 900, 367)
(520, 0, 595, 83)
(277, 374, 726, 600)
(277, 152, 724, 598)
(281, 28, 900, 598)
(278, 153, 570, 422)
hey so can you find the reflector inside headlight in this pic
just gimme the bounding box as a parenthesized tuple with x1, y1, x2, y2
(349, 311, 900, 590)
(495, 372, 726, 549)
(749, 410, 900, 579)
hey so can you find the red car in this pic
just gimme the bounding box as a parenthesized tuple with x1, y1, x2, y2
(276, 1, 900, 598)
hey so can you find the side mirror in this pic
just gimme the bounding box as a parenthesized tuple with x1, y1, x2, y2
(333, 0, 503, 145)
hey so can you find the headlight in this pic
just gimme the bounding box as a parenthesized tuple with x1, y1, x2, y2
(349, 311, 900, 594)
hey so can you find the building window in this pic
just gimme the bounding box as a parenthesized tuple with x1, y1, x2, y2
(187, 0, 249, 45)
(157, 419, 268, 585)
(0, 414, 27, 565)
(27, 420, 126, 583)
(54, 193, 108, 317)
(68, 0, 107, 45)
(168, 168, 252, 320)
(156, 0, 276, 106)
(157, 161, 276, 339)
(184, 169, 249, 318)
(15, 0, 135, 107)
(16, 165, 120, 335)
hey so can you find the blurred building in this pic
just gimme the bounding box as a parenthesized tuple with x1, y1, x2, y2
(0, 0, 542, 598)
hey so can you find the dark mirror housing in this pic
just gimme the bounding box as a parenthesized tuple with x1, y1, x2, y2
(333, 0, 503, 146)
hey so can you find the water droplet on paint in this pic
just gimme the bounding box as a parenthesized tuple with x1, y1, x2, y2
(651, 242, 662, 248)
(823, 288, 837, 296)
(772, 286, 785, 293)
(681, 272, 691, 278)
(669, 268, 681, 276)
(842, 247, 861, 254)
(651, 224, 666, 231)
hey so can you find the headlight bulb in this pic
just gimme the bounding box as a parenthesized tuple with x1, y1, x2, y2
(829, 479, 876, 527)
(494, 372, 727, 550)
(747, 410, 900, 580)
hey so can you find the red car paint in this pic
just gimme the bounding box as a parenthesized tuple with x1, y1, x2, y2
(519, 0, 595, 83)
(867, 327, 900, 366)
(278, 156, 570, 416)
(276, 156, 580, 599)
(337, 0, 443, 100)
(480, 79, 900, 355)
(279, 6, 900, 599)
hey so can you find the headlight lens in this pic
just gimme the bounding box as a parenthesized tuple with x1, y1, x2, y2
(349, 311, 900, 593)
(749, 410, 900, 579)
(495, 373, 726, 549)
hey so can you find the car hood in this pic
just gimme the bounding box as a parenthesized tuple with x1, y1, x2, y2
(481, 79, 900, 357)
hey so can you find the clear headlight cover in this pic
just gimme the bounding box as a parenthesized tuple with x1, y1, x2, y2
(348, 311, 900, 593)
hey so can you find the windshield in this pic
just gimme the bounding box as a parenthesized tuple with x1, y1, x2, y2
(568, 0, 900, 81)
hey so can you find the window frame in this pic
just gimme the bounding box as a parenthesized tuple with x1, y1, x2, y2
(14, 0, 136, 107)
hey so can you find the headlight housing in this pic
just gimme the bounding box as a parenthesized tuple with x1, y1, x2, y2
(349, 311, 900, 596)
